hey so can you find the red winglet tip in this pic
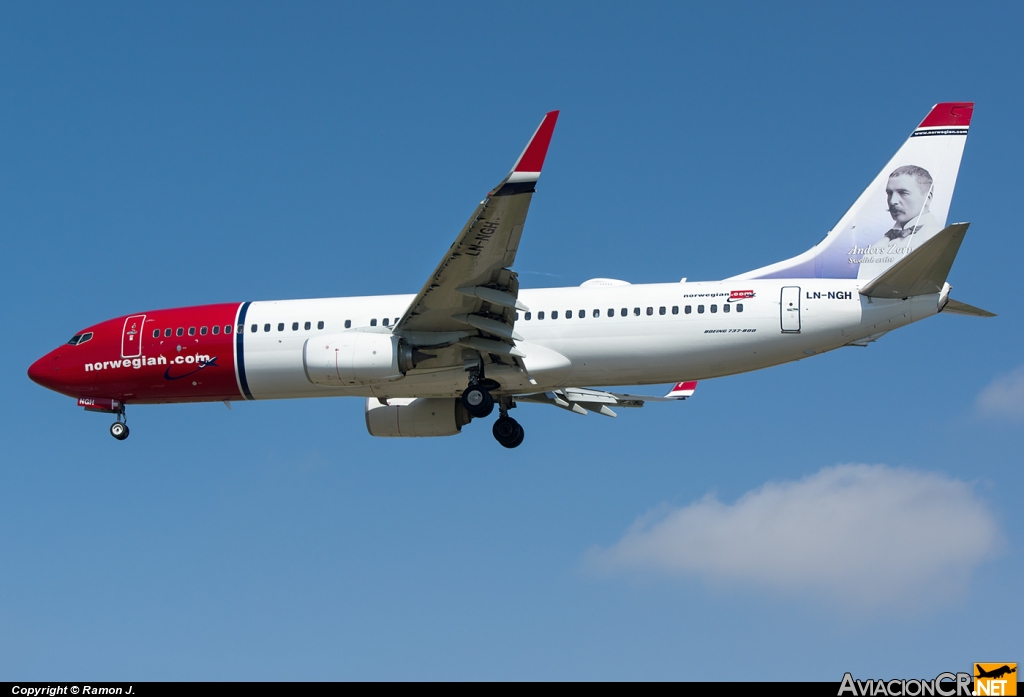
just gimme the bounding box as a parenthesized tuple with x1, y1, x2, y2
(919, 102, 974, 128)
(514, 110, 560, 173)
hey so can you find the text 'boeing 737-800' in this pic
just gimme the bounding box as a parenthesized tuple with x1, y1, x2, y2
(28, 104, 992, 447)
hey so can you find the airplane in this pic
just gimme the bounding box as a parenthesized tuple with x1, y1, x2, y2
(28, 103, 993, 448)
(975, 665, 1016, 680)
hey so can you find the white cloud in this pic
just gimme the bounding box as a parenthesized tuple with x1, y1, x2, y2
(589, 465, 1000, 608)
(977, 366, 1024, 420)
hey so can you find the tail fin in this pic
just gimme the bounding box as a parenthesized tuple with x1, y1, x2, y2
(732, 103, 973, 281)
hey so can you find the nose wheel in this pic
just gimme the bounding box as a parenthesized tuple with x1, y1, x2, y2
(109, 406, 129, 440)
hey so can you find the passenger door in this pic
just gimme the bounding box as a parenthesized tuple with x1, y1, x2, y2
(780, 287, 801, 333)
(121, 314, 146, 358)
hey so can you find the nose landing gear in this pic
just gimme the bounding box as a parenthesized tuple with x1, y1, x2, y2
(109, 407, 129, 440)
(110, 421, 129, 440)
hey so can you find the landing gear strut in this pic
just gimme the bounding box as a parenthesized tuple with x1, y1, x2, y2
(109, 407, 129, 440)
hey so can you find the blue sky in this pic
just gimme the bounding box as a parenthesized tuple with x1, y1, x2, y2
(2, 1, 1022, 680)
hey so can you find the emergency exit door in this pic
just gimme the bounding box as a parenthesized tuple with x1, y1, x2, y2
(780, 287, 801, 333)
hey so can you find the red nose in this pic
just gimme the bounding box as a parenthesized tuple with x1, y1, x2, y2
(28, 352, 64, 393)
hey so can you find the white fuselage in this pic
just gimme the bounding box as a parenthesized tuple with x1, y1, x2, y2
(236, 279, 940, 400)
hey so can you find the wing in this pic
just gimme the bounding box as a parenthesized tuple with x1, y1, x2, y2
(394, 111, 560, 360)
(519, 382, 698, 417)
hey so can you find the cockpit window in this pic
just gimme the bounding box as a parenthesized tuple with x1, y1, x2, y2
(67, 332, 94, 346)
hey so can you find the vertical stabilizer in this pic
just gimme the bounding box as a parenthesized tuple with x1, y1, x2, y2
(731, 103, 973, 281)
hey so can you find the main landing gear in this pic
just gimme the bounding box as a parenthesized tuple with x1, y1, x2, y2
(110, 407, 129, 441)
(492, 414, 524, 449)
(461, 376, 525, 448)
(461, 384, 495, 418)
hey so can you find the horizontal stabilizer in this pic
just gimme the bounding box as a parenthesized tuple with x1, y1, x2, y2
(859, 223, 968, 299)
(941, 298, 996, 317)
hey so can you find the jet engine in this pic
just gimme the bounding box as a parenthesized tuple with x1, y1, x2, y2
(364, 398, 472, 437)
(303, 332, 422, 386)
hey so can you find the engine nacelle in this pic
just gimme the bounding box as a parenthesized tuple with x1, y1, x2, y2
(303, 332, 416, 386)
(365, 398, 471, 438)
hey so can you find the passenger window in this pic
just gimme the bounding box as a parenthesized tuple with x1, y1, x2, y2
(152, 329, 160, 338)
(200, 326, 208, 335)
(566, 310, 573, 319)
(176, 327, 184, 337)
(633, 307, 640, 316)
(673, 306, 679, 315)
(698, 305, 705, 314)
(593, 309, 599, 318)
(538, 311, 545, 320)
(580, 309, 585, 318)
(711, 305, 717, 313)
(304, 321, 311, 330)
(646, 307, 653, 316)
(607, 308, 614, 317)
(525, 312, 532, 320)
(276, 323, 283, 331)
(370, 319, 377, 326)
(515, 312, 519, 321)
(343, 320, 350, 329)
(737, 303, 744, 312)
(621, 308, 627, 317)
(264, 324, 271, 332)
(383, 318, 389, 326)
(226, 325, 233, 334)
(685, 305, 691, 314)
(213, 325, 220, 335)
(237, 325, 243, 334)
(187, 327, 195, 336)
(551, 311, 558, 319)
(723, 304, 731, 313)
(659, 306, 666, 315)
(165, 328, 172, 337)
(318, 321, 325, 329)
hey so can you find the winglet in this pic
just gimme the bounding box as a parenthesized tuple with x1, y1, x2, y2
(492, 111, 560, 195)
(665, 381, 697, 399)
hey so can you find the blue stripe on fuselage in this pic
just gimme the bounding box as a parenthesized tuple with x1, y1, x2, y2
(235, 301, 254, 400)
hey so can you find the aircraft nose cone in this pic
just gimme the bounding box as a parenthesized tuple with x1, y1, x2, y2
(28, 352, 62, 391)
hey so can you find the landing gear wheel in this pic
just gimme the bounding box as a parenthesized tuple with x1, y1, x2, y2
(110, 422, 129, 440)
(462, 385, 494, 418)
(492, 416, 524, 448)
